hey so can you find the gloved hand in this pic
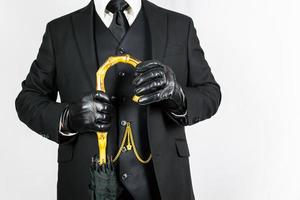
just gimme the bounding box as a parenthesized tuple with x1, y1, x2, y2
(132, 59, 187, 114)
(61, 91, 113, 133)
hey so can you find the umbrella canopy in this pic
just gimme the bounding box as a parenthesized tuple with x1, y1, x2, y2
(89, 155, 121, 200)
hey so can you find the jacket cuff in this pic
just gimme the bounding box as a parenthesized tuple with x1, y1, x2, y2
(41, 102, 69, 143)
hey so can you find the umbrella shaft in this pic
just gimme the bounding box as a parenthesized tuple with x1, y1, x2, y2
(97, 132, 107, 165)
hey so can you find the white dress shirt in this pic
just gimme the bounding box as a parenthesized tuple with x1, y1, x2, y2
(94, 0, 142, 28)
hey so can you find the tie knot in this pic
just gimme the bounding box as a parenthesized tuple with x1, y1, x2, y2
(106, 0, 129, 14)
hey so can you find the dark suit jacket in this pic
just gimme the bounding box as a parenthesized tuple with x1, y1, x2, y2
(15, 0, 221, 199)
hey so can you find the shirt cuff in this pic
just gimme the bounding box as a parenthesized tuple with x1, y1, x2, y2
(169, 109, 187, 117)
(166, 107, 188, 126)
(58, 108, 78, 137)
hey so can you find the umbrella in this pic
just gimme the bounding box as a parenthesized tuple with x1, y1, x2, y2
(89, 54, 151, 200)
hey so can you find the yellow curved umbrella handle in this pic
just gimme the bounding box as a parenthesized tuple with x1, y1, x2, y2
(96, 54, 141, 102)
(96, 54, 141, 165)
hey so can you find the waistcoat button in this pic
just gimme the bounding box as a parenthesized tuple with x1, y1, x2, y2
(121, 120, 127, 126)
(118, 71, 126, 77)
(118, 48, 125, 54)
(122, 146, 127, 153)
(121, 173, 128, 181)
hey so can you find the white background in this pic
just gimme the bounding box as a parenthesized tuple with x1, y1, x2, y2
(1, 0, 300, 199)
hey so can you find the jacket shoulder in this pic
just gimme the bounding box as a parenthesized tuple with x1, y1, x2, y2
(46, 4, 88, 29)
(146, 0, 192, 24)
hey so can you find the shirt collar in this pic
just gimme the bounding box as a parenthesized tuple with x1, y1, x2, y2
(94, 0, 141, 18)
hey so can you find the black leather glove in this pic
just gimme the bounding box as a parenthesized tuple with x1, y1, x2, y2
(132, 59, 187, 114)
(60, 91, 113, 133)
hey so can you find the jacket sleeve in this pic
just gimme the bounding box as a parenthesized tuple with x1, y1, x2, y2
(15, 22, 70, 144)
(180, 18, 222, 126)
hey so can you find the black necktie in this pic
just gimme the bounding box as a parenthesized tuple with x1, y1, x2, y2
(106, 0, 130, 41)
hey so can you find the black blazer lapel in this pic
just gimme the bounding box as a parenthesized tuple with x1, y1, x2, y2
(142, 0, 168, 61)
(71, 0, 97, 90)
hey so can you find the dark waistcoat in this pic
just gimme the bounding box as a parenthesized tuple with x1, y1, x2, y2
(93, 7, 160, 200)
